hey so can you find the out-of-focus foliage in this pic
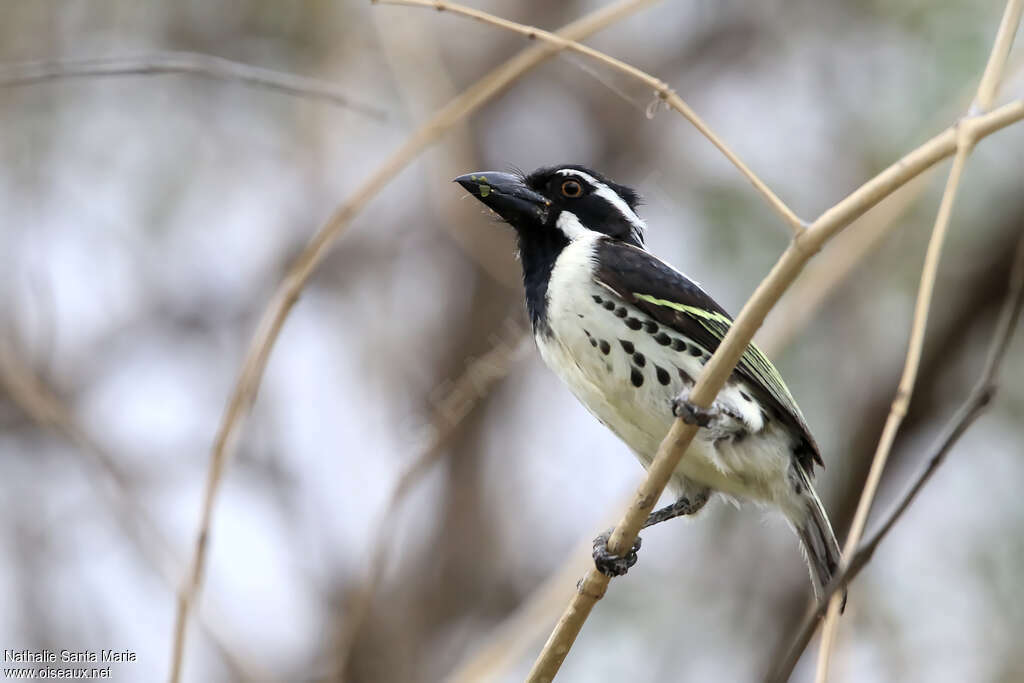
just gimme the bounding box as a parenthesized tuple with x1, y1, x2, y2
(1, 1, 1022, 681)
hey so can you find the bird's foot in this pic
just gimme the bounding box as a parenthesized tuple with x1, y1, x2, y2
(592, 529, 641, 577)
(672, 390, 716, 427)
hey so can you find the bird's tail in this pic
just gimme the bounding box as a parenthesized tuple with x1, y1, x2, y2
(790, 465, 846, 612)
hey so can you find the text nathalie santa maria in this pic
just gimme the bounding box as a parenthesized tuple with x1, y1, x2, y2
(4, 650, 136, 663)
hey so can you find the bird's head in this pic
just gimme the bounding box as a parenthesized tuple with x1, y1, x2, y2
(454, 164, 645, 248)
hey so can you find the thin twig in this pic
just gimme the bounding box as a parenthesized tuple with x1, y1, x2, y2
(0, 51, 388, 120)
(815, 131, 973, 682)
(814, 4, 1022, 677)
(770, 232, 1024, 683)
(974, 1, 1024, 113)
(757, 51, 1024, 352)
(378, 0, 807, 234)
(166, 1, 659, 681)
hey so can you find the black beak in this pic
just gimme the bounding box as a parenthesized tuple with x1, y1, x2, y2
(454, 171, 550, 225)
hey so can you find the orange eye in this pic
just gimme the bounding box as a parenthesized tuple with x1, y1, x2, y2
(561, 179, 583, 198)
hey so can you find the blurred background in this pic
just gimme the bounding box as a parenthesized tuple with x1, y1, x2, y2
(1, 1, 1023, 681)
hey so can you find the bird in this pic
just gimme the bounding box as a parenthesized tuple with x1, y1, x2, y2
(453, 164, 845, 605)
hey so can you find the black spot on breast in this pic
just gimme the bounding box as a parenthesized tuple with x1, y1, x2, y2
(677, 366, 693, 383)
(615, 306, 628, 318)
(734, 431, 748, 443)
(655, 365, 670, 385)
(598, 340, 610, 355)
(584, 329, 591, 337)
(740, 391, 752, 402)
(643, 321, 658, 333)
(688, 346, 702, 357)
(671, 338, 687, 352)
(589, 338, 597, 347)
(619, 340, 634, 354)
(592, 295, 603, 304)
(602, 300, 615, 311)
(630, 367, 644, 387)
(653, 332, 671, 346)
(633, 353, 646, 367)
(625, 317, 642, 330)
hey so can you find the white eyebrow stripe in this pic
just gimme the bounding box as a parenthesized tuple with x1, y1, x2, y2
(555, 168, 646, 232)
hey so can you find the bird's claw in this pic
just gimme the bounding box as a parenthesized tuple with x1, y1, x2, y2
(592, 529, 641, 577)
(672, 396, 714, 427)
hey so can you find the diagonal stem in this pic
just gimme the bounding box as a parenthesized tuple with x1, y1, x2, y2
(815, 129, 973, 683)
(814, 3, 1022, 678)
(0, 51, 387, 120)
(769, 232, 1024, 683)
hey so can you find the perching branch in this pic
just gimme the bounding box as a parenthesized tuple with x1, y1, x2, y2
(0, 51, 388, 120)
(524, 102, 1024, 683)
(447, 54, 1024, 677)
(770, 232, 1024, 683)
(367, 4, 1024, 680)
(367, 6, 1024, 683)
(376, 0, 807, 234)
(166, 1, 660, 681)
(814, 4, 1022, 677)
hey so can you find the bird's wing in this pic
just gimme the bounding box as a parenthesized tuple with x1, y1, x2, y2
(592, 238, 822, 470)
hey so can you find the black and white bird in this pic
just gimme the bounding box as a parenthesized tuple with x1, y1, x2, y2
(454, 165, 844, 603)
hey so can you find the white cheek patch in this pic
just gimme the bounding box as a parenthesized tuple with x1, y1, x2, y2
(555, 168, 647, 235)
(556, 211, 590, 240)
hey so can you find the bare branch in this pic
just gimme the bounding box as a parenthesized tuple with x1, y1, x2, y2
(0, 51, 388, 120)
(816, 135, 973, 682)
(378, 0, 807, 234)
(758, 55, 1024, 353)
(975, 0, 1024, 112)
(166, 1, 661, 681)
(770, 232, 1024, 683)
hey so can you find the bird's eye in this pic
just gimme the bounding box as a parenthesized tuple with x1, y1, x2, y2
(561, 179, 583, 198)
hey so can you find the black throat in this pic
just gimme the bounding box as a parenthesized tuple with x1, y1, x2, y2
(518, 228, 570, 336)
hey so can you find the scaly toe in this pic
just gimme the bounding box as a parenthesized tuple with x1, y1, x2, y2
(592, 529, 642, 577)
(672, 396, 713, 427)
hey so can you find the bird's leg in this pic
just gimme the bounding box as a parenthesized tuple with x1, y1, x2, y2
(592, 488, 711, 577)
(642, 488, 711, 528)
